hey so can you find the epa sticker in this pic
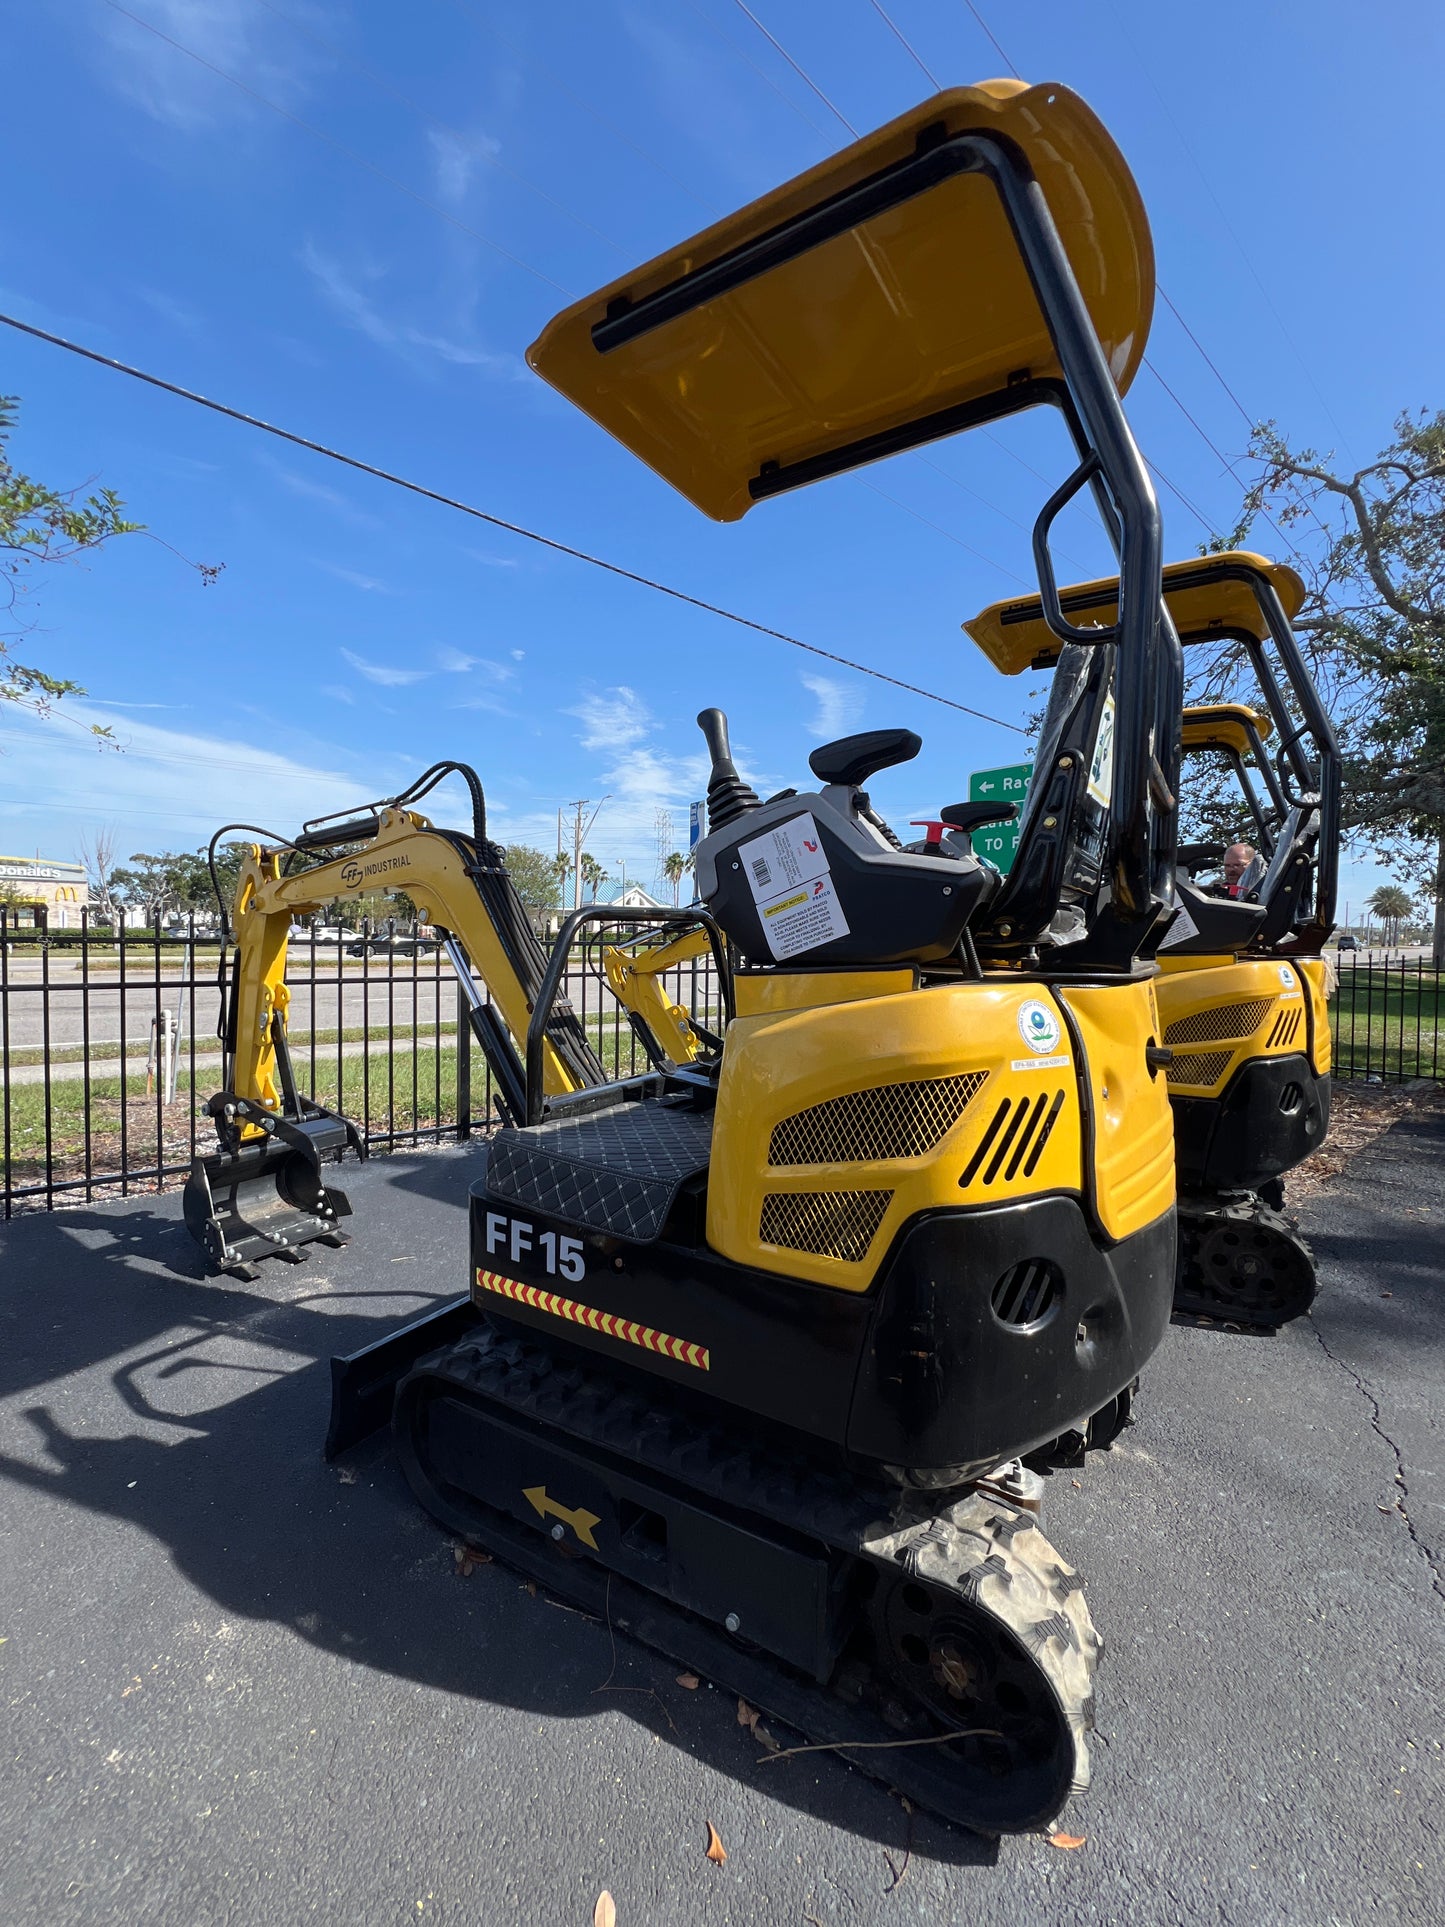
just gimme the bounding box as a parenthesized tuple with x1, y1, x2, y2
(1018, 999, 1062, 1054)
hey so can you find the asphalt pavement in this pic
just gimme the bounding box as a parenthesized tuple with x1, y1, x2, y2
(1, 1107, 1441, 1925)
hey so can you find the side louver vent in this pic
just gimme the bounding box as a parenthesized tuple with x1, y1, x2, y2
(1165, 1049, 1233, 1088)
(960, 1090, 1066, 1190)
(1164, 998, 1275, 1047)
(768, 1072, 989, 1166)
(759, 1189, 892, 1263)
(991, 1258, 1062, 1330)
(1266, 1006, 1304, 1050)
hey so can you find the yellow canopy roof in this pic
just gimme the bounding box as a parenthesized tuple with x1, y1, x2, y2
(528, 82, 1154, 522)
(1181, 702, 1273, 756)
(963, 551, 1307, 674)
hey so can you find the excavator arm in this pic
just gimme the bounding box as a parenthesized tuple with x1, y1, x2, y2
(601, 923, 715, 1068)
(226, 809, 601, 1118)
(186, 796, 614, 1279)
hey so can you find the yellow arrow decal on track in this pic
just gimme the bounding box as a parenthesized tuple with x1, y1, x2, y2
(523, 1484, 601, 1550)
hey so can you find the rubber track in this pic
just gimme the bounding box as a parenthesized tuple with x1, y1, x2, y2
(1174, 1193, 1317, 1333)
(394, 1318, 1100, 1833)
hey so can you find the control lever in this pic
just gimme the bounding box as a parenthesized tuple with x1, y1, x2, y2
(696, 708, 760, 833)
(939, 800, 1021, 836)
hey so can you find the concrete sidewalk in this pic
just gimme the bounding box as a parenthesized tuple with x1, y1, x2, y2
(1, 1110, 1441, 1925)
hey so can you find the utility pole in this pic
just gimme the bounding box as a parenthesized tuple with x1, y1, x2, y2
(563, 798, 609, 910)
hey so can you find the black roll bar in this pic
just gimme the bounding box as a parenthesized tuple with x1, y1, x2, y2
(593, 124, 1166, 960)
(525, 906, 735, 1126)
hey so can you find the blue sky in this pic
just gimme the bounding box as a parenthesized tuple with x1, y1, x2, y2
(2, 0, 1440, 918)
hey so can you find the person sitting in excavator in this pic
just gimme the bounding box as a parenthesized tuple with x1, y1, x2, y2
(1210, 841, 1257, 898)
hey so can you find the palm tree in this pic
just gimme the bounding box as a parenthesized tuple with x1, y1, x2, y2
(1367, 885, 1414, 948)
(663, 851, 687, 905)
(579, 853, 605, 903)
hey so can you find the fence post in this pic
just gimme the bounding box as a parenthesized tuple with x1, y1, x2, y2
(456, 975, 472, 1140)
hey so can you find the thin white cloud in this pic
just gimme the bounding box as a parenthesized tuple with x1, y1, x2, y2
(465, 548, 521, 569)
(801, 673, 864, 740)
(427, 126, 500, 205)
(99, 0, 317, 134)
(134, 286, 203, 331)
(299, 242, 525, 380)
(568, 686, 653, 755)
(259, 454, 379, 528)
(315, 561, 393, 593)
(339, 647, 429, 688)
(0, 700, 367, 850)
(557, 687, 712, 862)
(510, 649, 525, 660)
(320, 683, 355, 705)
(436, 647, 514, 680)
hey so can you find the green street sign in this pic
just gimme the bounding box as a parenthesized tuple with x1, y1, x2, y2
(967, 761, 1033, 875)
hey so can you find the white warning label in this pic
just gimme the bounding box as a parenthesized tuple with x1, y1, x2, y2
(1088, 694, 1116, 808)
(739, 812, 850, 961)
(1160, 899, 1200, 950)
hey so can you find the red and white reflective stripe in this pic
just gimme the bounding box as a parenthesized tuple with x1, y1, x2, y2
(474, 1267, 710, 1371)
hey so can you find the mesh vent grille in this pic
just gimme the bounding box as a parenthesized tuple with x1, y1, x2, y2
(1266, 1006, 1303, 1049)
(1164, 998, 1275, 1046)
(759, 1189, 892, 1263)
(768, 1072, 989, 1166)
(1165, 1049, 1233, 1087)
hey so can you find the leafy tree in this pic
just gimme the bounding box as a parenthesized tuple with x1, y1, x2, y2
(2, 395, 221, 741)
(663, 850, 687, 905)
(503, 843, 564, 920)
(1, 397, 139, 737)
(1367, 884, 1414, 947)
(1206, 409, 1445, 964)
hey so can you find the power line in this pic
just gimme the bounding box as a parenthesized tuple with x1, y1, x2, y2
(730, 0, 858, 135)
(682, 0, 833, 139)
(0, 311, 1026, 735)
(865, 1, 941, 88)
(97, 0, 572, 295)
(960, 1, 1021, 79)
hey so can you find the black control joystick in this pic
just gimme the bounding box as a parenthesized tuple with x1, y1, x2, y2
(697, 708, 761, 833)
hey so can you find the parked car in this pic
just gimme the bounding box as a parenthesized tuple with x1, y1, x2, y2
(1337, 933, 1359, 952)
(346, 930, 442, 958)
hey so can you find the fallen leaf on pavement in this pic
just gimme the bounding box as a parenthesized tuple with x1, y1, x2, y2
(593, 1891, 616, 1927)
(1048, 1831, 1086, 1850)
(452, 1544, 492, 1577)
(735, 1698, 780, 1753)
(523, 1581, 538, 1597)
(676, 1673, 700, 1690)
(705, 1821, 727, 1865)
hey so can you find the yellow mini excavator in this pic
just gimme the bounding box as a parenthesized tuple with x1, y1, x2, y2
(966, 552, 1340, 1330)
(187, 82, 1185, 1832)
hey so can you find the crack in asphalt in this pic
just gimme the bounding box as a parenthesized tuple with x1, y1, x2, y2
(1308, 1315, 1445, 1605)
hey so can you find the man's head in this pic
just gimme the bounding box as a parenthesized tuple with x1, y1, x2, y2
(1223, 842, 1255, 894)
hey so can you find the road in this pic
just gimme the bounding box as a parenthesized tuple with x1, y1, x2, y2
(0, 957, 706, 1058)
(1, 1108, 1440, 1924)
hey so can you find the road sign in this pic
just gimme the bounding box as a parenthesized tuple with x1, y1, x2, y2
(689, 801, 704, 850)
(967, 761, 1033, 875)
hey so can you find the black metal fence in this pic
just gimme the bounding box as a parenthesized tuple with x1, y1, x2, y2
(1332, 954, 1444, 1085)
(0, 909, 720, 1218)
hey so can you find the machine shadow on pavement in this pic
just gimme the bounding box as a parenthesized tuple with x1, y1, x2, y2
(0, 1168, 998, 1869)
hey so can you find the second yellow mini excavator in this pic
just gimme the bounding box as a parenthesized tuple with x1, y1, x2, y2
(966, 552, 1340, 1329)
(186, 81, 1186, 1833)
